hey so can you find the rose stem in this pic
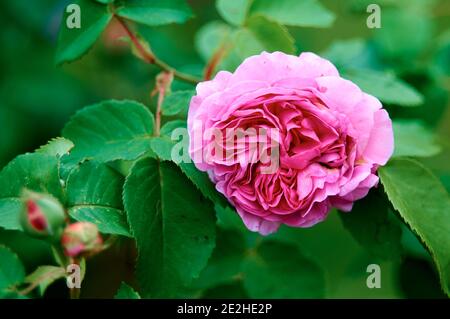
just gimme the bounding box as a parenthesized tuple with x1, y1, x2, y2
(152, 71, 173, 136)
(69, 257, 80, 299)
(204, 42, 228, 80)
(115, 16, 201, 85)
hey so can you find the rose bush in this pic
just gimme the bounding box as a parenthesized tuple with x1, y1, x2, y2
(188, 52, 394, 235)
(0, 0, 448, 300)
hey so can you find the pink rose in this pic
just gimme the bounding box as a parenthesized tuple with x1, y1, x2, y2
(188, 52, 394, 235)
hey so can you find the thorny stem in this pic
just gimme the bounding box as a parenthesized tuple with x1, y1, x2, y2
(156, 92, 164, 137)
(152, 71, 173, 136)
(115, 16, 201, 85)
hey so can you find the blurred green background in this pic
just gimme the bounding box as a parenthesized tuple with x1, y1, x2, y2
(0, 0, 449, 298)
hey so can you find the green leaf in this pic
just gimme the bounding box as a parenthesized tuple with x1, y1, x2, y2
(123, 158, 216, 297)
(116, 0, 193, 27)
(107, 160, 138, 177)
(162, 90, 194, 117)
(373, 9, 433, 60)
(66, 161, 131, 237)
(242, 241, 325, 298)
(150, 136, 173, 161)
(434, 30, 450, 77)
(0, 153, 64, 230)
(149, 135, 228, 208)
(215, 204, 246, 231)
(62, 100, 154, 164)
(160, 120, 186, 137)
(114, 282, 141, 299)
(235, 16, 296, 59)
(55, 0, 113, 65)
(379, 158, 450, 296)
(322, 38, 371, 69)
(24, 266, 66, 296)
(195, 21, 232, 62)
(0, 246, 25, 295)
(178, 163, 228, 207)
(35, 138, 75, 189)
(216, 0, 251, 26)
(249, 0, 335, 28)
(393, 120, 441, 158)
(401, 224, 430, 260)
(0, 200, 23, 232)
(344, 69, 424, 107)
(67, 161, 123, 210)
(195, 228, 246, 289)
(36, 137, 74, 158)
(339, 190, 403, 260)
(69, 206, 131, 237)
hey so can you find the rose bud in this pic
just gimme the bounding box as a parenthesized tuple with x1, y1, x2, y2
(61, 222, 103, 257)
(20, 190, 66, 239)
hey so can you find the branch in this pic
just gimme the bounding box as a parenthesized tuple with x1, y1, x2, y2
(151, 71, 173, 136)
(115, 16, 201, 85)
(204, 42, 228, 80)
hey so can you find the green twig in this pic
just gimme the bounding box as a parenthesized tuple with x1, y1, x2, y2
(115, 16, 201, 85)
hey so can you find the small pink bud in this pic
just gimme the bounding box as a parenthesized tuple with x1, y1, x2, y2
(20, 190, 66, 238)
(26, 200, 48, 231)
(61, 222, 103, 258)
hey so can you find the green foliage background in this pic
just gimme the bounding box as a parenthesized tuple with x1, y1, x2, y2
(0, 0, 449, 299)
